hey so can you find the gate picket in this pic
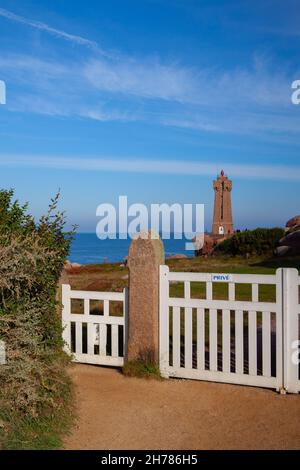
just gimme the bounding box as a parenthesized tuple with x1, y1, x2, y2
(75, 322, 83, 355)
(262, 311, 271, 377)
(172, 307, 181, 369)
(197, 308, 205, 370)
(100, 324, 107, 356)
(248, 311, 257, 376)
(184, 307, 193, 369)
(209, 309, 218, 371)
(111, 324, 119, 358)
(235, 309, 244, 375)
(222, 309, 231, 373)
(87, 323, 95, 355)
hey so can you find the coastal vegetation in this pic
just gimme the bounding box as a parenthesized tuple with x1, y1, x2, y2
(214, 227, 284, 257)
(0, 190, 75, 449)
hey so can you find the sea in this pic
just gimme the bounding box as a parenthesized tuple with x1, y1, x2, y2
(69, 233, 194, 265)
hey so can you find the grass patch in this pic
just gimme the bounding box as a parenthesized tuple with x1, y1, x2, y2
(166, 254, 300, 275)
(123, 360, 162, 379)
(0, 368, 75, 450)
(0, 409, 74, 450)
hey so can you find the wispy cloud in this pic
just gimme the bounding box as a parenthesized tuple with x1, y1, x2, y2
(83, 52, 293, 108)
(2, 50, 298, 141)
(0, 155, 299, 181)
(84, 58, 199, 102)
(0, 7, 100, 50)
(0, 7, 298, 142)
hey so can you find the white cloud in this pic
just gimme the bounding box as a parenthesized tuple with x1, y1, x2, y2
(0, 7, 99, 50)
(0, 80, 6, 104)
(162, 109, 300, 137)
(0, 50, 300, 143)
(82, 53, 292, 109)
(84, 58, 198, 102)
(79, 108, 138, 122)
(2, 50, 298, 142)
(0, 155, 299, 181)
(0, 8, 298, 141)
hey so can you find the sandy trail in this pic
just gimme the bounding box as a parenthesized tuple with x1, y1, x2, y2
(64, 364, 300, 450)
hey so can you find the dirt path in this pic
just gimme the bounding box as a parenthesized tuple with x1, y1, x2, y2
(64, 364, 300, 450)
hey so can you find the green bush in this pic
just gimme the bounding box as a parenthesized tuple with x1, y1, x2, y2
(215, 227, 284, 257)
(123, 360, 162, 379)
(0, 190, 75, 449)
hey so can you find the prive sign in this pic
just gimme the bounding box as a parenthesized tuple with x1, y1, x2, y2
(211, 273, 233, 282)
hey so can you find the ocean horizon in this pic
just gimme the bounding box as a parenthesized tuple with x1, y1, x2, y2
(69, 232, 195, 265)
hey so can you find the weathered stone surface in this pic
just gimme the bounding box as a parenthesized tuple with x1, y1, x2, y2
(194, 233, 226, 256)
(280, 230, 300, 248)
(274, 245, 291, 256)
(286, 215, 300, 229)
(64, 261, 82, 271)
(286, 223, 300, 234)
(167, 253, 188, 259)
(127, 230, 165, 364)
(277, 215, 300, 254)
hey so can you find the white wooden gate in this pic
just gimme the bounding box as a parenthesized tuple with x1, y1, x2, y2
(62, 285, 128, 367)
(160, 266, 300, 392)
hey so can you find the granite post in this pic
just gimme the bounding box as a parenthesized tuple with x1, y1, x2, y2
(127, 230, 165, 364)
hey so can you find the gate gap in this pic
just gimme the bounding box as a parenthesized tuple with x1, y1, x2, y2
(205, 308, 209, 370)
(212, 282, 228, 300)
(106, 324, 112, 356)
(71, 322, 75, 353)
(256, 312, 263, 376)
(180, 307, 184, 368)
(82, 323, 87, 354)
(270, 312, 276, 377)
(230, 310, 235, 373)
(192, 308, 197, 369)
(169, 307, 173, 367)
(243, 312, 249, 375)
(118, 325, 124, 358)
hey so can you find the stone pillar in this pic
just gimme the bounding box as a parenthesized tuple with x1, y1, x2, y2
(127, 230, 165, 364)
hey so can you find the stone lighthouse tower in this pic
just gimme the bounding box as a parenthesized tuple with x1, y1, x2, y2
(212, 170, 234, 236)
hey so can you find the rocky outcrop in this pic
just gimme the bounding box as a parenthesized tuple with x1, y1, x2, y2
(194, 233, 226, 256)
(167, 253, 188, 259)
(286, 215, 300, 229)
(64, 260, 82, 270)
(274, 245, 290, 257)
(275, 215, 300, 256)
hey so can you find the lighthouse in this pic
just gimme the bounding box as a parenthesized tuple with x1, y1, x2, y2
(212, 170, 234, 236)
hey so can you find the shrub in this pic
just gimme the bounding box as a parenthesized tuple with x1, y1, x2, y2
(123, 360, 162, 379)
(215, 227, 284, 257)
(0, 190, 75, 448)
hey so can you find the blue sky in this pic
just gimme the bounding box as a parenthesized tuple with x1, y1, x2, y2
(0, 0, 299, 232)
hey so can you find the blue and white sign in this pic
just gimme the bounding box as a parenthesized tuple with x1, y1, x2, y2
(211, 273, 233, 282)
